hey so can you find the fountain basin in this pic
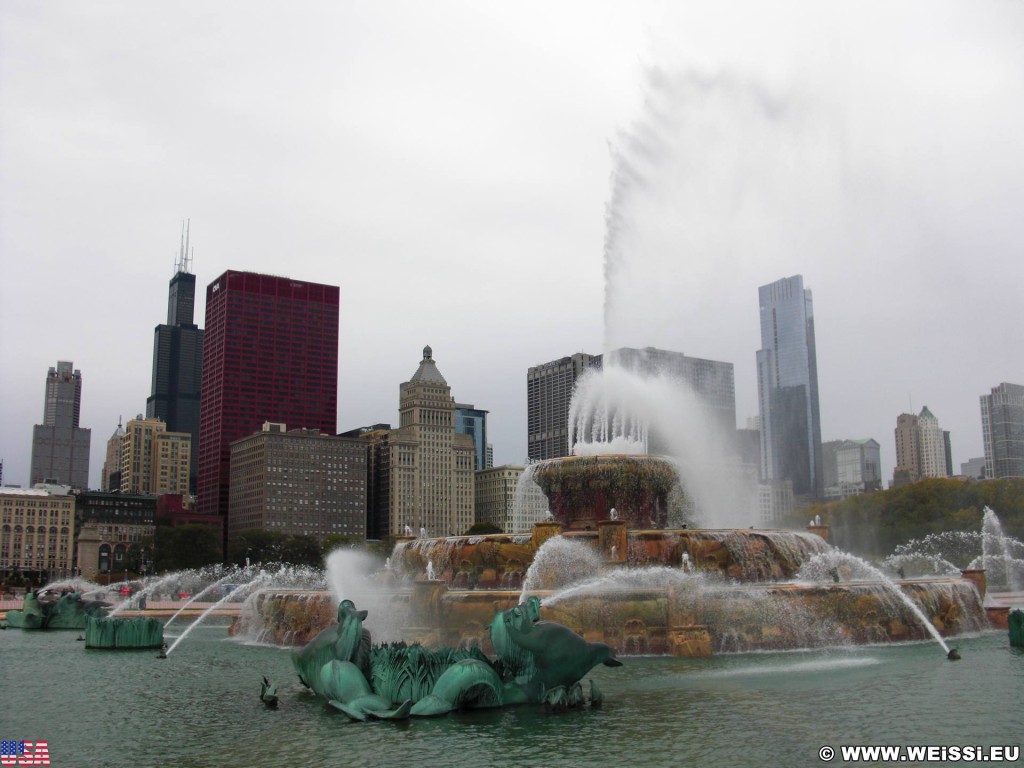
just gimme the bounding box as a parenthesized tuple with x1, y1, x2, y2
(392, 526, 831, 587)
(241, 574, 986, 656)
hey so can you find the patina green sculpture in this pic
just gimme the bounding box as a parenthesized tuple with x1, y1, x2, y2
(84, 615, 164, 649)
(291, 597, 621, 720)
(1010, 609, 1024, 649)
(5, 590, 109, 630)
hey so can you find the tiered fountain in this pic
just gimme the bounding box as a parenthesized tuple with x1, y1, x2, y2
(244, 449, 990, 657)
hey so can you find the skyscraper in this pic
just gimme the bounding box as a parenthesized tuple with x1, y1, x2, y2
(892, 407, 949, 487)
(455, 403, 490, 471)
(29, 361, 91, 488)
(100, 418, 126, 492)
(606, 347, 737, 439)
(981, 382, 1024, 479)
(197, 271, 339, 522)
(384, 346, 476, 538)
(527, 353, 601, 461)
(756, 275, 823, 500)
(146, 223, 204, 492)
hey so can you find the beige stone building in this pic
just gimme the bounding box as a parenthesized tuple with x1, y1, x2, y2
(892, 407, 949, 487)
(476, 465, 548, 533)
(119, 415, 191, 499)
(229, 423, 367, 547)
(0, 485, 76, 583)
(387, 347, 476, 538)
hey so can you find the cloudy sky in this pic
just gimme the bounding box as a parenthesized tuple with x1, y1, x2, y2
(2, 1, 1022, 491)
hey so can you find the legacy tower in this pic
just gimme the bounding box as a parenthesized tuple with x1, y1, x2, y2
(756, 275, 823, 501)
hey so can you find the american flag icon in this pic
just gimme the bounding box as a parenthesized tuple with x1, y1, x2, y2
(0, 740, 49, 766)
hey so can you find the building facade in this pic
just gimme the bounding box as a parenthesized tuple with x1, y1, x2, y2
(455, 404, 491, 471)
(527, 353, 601, 461)
(475, 465, 523, 532)
(606, 347, 737, 438)
(981, 382, 1024, 479)
(29, 361, 91, 488)
(146, 231, 204, 493)
(228, 423, 367, 547)
(892, 407, 949, 487)
(757, 480, 794, 525)
(756, 276, 823, 501)
(119, 416, 192, 499)
(384, 347, 476, 538)
(0, 486, 76, 584)
(100, 418, 126, 492)
(823, 438, 882, 500)
(197, 271, 339, 525)
(74, 491, 157, 580)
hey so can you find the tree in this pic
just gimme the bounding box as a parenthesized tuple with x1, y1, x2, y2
(227, 530, 322, 567)
(802, 477, 1024, 558)
(154, 525, 222, 573)
(464, 521, 503, 535)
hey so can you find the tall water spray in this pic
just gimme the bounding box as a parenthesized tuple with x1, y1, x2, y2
(566, 364, 756, 527)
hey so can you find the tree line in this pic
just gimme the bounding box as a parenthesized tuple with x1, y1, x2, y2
(799, 478, 1024, 559)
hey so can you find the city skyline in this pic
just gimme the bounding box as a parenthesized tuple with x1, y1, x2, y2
(2, 2, 1024, 492)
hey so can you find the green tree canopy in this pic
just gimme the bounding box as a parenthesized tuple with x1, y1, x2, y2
(800, 478, 1024, 558)
(228, 530, 322, 567)
(154, 525, 223, 573)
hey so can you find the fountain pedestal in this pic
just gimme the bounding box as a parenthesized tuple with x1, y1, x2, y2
(599, 519, 628, 563)
(960, 569, 987, 601)
(807, 524, 830, 542)
(532, 520, 563, 550)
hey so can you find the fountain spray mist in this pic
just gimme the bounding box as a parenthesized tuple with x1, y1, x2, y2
(568, 364, 755, 527)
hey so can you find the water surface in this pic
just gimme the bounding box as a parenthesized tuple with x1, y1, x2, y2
(2, 622, 1020, 767)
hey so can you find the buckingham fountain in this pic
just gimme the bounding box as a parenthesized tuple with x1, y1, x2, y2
(241, 372, 991, 661)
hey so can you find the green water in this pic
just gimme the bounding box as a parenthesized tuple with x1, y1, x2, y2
(2, 622, 1021, 768)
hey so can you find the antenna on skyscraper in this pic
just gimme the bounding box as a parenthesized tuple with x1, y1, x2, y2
(178, 220, 186, 272)
(176, 219, 193, 274)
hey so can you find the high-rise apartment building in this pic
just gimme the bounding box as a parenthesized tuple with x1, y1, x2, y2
(229, 422, 367, 547)
(822, 438, 882, 499)
(146, 224, 204, 492)
(606, 346, 737, 440)
(892, 407, 949, 487)
(119, 415, 191, 499)
(29, 361, 91, 488)
(527, 353, 602, 461)
(455, 404, 490, 471)
(756, 275, 823, 500)
(383, 347, 476, 538)
(197, 271, 339, 523)
(981, 382, 1024, 479)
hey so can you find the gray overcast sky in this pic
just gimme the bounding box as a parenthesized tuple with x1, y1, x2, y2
(2, 1, 1023, 492)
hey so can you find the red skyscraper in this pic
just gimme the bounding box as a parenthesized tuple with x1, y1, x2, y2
(197, 270, 339, 520)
